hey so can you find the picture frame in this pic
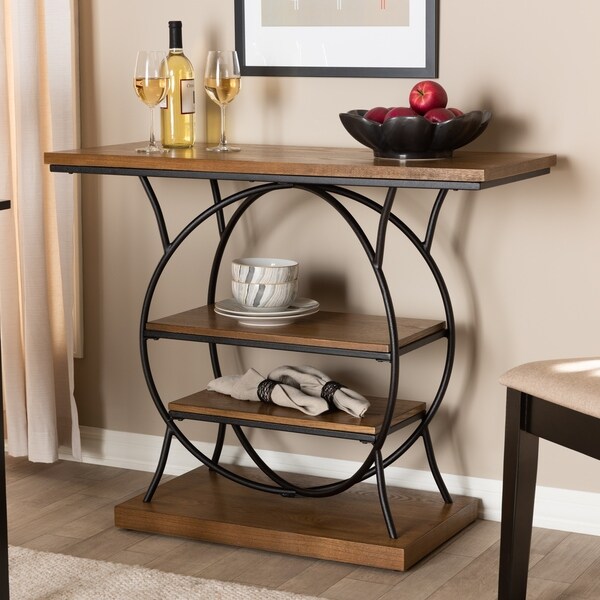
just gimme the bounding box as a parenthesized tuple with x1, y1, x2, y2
(234, 0, 438, 78)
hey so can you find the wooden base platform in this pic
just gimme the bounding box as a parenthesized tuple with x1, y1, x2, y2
(115, 466, 479, 571)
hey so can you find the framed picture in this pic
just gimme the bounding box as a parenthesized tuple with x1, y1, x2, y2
(234, 0, 438, 78)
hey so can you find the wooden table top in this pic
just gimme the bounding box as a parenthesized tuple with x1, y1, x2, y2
(44, 143, 556, 189)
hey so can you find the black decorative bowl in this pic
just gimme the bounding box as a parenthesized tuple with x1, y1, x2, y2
(339, 109, 492, 160)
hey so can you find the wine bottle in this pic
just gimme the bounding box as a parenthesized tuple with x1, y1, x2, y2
(160, 20, 195, 148)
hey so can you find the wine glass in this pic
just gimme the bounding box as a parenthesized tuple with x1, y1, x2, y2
(133, 51, 169, 153)
(204, 50, 241, 152)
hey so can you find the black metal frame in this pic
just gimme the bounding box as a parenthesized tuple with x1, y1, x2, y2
(51, 162, 552, 539)
(133, 174, 455, 538)
(498, 388, 600, 599)
(45, 161, 549, 539)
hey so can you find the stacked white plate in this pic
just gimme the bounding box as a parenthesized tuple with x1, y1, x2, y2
(214, 298, 319, 327)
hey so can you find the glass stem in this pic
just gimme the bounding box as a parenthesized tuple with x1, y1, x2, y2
(220, 104, 227, 147)
(149, 107, 156, 147)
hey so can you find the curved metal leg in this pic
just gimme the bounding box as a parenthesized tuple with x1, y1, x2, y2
(375, 449, 397, 538)
(210, 423, 227, 469)
(422, 425, 452, 504)
(144, 426, 174, 502)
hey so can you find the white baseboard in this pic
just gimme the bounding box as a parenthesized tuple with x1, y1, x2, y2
(61, 426, 600, 536)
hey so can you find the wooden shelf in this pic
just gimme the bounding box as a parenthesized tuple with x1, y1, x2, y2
(169, 390, 425, 440)
(115, 465, 479, 571)
(146, 306, 446, 358)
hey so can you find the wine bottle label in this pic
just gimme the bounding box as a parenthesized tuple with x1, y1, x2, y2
(180, 79, 195, 114)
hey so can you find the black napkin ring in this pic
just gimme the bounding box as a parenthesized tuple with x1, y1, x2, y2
(257, 378, 278, 403)
(321, 380, 343, 409)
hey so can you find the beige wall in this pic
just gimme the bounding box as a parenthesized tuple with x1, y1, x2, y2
(75, 0, 600, 494)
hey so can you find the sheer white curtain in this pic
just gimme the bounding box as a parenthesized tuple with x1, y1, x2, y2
(0, 0, 81, 462)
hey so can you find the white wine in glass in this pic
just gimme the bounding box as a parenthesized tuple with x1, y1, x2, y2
(204, 50, 241, 152)
(133, 51, 168, 153)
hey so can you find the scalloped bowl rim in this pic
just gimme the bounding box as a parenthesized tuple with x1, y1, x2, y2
(341, 108, 492, 126)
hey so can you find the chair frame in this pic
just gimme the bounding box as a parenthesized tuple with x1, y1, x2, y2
(498, 387, 600, 599)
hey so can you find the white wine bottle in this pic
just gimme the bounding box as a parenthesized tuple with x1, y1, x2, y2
(160, 20, 195, 148)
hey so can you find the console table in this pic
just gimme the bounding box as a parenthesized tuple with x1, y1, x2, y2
(44, 144, 556, 570)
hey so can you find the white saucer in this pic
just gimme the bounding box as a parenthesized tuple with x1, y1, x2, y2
(214, 298, 319, 326)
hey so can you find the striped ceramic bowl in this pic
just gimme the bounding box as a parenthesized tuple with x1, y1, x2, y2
(231, 279, 298, 311)
(232, 257, 299, 285)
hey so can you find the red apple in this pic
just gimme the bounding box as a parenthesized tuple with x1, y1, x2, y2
(364, 106, 390, 123)
(409, 80, 448, 115)
(424, 108, 456, 123)
(448, 107, 464, 117)
(384, 106, 418, 121)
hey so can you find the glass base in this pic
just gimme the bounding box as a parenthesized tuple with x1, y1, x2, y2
(136, 143, 165, 154)
(206, 144, 240, 152)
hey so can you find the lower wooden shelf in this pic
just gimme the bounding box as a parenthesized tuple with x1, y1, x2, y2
(169, 391, 425, 440)
(115, 465, 479, 571)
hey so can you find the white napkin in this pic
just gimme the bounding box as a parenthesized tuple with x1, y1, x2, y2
(268, 365, 370, 418)
(207, 368, 329, 416)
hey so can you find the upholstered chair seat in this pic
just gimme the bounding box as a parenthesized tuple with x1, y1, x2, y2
(500, 357, 600, 418)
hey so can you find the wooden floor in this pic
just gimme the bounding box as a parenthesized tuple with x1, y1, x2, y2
(6, 456, 600, 599)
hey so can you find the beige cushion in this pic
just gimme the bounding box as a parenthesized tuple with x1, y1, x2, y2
(500, 358, 600, 419)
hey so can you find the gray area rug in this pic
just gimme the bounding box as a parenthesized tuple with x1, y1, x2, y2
(9, 546, 319, 599)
